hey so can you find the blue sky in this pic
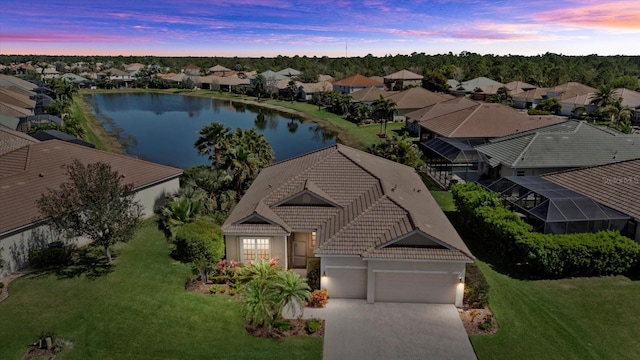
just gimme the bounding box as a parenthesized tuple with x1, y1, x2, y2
(1, 0, 639, 56)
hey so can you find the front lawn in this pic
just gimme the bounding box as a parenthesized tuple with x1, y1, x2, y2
(0, 220, 322, 360)
(471, 261, 640, 360)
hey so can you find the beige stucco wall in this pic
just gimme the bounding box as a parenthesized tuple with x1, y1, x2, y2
(135, 177, 180, 217)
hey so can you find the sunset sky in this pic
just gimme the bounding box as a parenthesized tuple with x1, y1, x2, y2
(1, 0, 639, 57)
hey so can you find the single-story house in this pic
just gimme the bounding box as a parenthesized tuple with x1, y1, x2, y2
(476, 120, 640, 178)
(333, 74, 385, 94)
(350, 86, 391, 105)
(384, 87, 454, 117)
(0, 136, 182, 278)
(473, 81, 536, 101)
(384, 69, 424, 89)
(449, 77, 503, 96)
(0, 88, 36, 113)
(0, 101, 33, 130)
(276, 68, 301, 78)
(222, 144, 474, 305)
(296, 81, 333, 101)
(542, 158, 640, 241)
(513, 82, 596, 112)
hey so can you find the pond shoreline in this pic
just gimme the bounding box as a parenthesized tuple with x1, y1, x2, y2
(79, 89, 364, 153)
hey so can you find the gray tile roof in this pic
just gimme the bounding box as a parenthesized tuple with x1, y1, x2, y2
(543, 159, 640, 220)
(477, 120, 640, 168)
(222, 145, 473, 262)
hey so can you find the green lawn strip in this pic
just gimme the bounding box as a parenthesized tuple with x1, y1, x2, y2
(0, 220, 322, 360)
(430, 190, 455, 212)
(471, 261, 640, 360)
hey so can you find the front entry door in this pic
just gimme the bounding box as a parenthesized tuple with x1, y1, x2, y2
(292, 236, 307, 268)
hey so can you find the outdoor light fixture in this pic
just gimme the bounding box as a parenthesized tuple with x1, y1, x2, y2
(322, 271, 327, 277)
(459, 276, 463, 283)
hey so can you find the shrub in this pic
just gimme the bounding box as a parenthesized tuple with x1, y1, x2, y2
(209, 284, 225, 294)
(275, 320, 292, 331)
(28, 243, 76, 269)
(306, 318, 322, 334)
(306, 258, 321, 291)
(172, 219, 224, 283)
(451, 183, 640, 278)
(464, 264, 489, 308)
(309, 289, 329, 308)
(478, 314, 494, 331)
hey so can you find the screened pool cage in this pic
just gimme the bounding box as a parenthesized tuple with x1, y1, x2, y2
(485, 176, 630, 234)
(421, 137, 487, 187)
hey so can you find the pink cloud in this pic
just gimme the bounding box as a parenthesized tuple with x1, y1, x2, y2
(535, 1, 640, 30)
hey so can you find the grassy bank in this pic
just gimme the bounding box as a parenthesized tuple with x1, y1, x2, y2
(72, 95, 123, 153)
(0, 220, 322, 359)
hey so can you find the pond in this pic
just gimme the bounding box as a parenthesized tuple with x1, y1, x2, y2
(84, 93, 336, 169)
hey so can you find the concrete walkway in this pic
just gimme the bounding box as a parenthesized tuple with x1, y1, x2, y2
(286, 299, 477, 360)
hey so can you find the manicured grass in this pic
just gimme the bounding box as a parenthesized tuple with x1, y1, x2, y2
(471, 261, 640, 360)
(430, 190, 456, 212)
(0, 220, 322, 359)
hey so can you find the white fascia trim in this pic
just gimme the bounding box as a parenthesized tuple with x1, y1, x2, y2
(363, 258, 473, 263)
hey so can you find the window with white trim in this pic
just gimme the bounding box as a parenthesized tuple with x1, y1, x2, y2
(242, 237, 270, 262)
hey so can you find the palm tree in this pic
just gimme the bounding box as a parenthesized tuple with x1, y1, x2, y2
(194, 122, 231, 168)
(242, 284, 279, 328)
(253, 74, 267, 101)
(275, 271, 311, 319)
(353, 103, 371, 124)
(287, 80, 298, 103)
(156, 196, 203, 240)
(590, 85, 618, 108)
(224, 146, 259, 202)
(372, 95, 397, 137)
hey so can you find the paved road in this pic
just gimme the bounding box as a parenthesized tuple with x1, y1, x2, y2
(288, 299, 477, 360)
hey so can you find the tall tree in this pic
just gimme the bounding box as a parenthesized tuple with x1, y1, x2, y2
(253, 74, 266, 101)
(590, 84, 618, 108)
(194, 122, 231, 169)
(37, 160, 142, 264)
(372, 95, 397, 136)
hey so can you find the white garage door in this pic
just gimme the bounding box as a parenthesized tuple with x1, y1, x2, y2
(374, 272, 457, 304)
(326, 268, 367, 299)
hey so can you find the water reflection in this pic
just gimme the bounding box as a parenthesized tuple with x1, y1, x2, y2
(85, 93, 336, 168)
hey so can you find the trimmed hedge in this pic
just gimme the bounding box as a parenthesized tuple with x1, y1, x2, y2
(451, 183, 640, 278)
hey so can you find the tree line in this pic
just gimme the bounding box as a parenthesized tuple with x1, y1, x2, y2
(2, 53, 639, 89)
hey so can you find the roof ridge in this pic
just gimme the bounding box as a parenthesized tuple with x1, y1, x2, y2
(510, 132, 539, 167)
(448, 103, 481, 136)
(417, 101, 476, 123)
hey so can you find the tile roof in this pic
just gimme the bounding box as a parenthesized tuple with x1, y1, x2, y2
(0, 140, 182, 235)
(0, 126, 38, 155)
(223, 144, 473, 262)
(0, 75, 38, 91)
(333, 74, 384, 87)
(0, 101, 32, 118)
(480, 81, 536, 95)
(543, 159, 640, 220)
(384, 87, 453, 110)
(454, 77, 503, 92)
(0, 88, 36, 109)
(406, 97, 565, 138)
(350, 86, 390, 102)
(384, 69, 424, 80)
(477, 120, 640, 168)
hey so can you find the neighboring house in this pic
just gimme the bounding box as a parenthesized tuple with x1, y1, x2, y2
(559, 87, 640, 121)
(222, 144, 474, 305)
(476, 120, 640, 178)
(0, 74, 39, 93)
(384, 69, 424, 89)
(0, 101, 33, 130)
(17, 114, 62, 133)
(474, 81, 536, 101)
(208, 65, 232, 74)
(0, 88, 36, 112)
(212, 76, 251, 92)
(513, 82, 596, 112)
(450, 77, 503, 96)
(296, 81, 333, 101)
(100, 68, 132, 84)
(384, 87, 453, 117)
(0, 126, 38, 155)
(483, 176, 631, 236)
(0, 139, 182, 277)
(30, 129, 95, 148)
(276, 68, 301, 78)
(350, 86, 390, 105)
(183, 64, 201, 76)
(543, 159, 640, 241)
(405, 97, 564, 141)
(333, 74, 385, 94)
(60, 73, 93, 89)
(405, 97, 564, 187)
(124, 63, 146, 72)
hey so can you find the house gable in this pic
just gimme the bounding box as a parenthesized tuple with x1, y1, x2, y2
(379, 230, 449, 249)
(275, 180, 340, 208)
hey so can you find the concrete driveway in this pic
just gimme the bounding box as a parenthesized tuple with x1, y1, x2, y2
(290, 299, 477, 360)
